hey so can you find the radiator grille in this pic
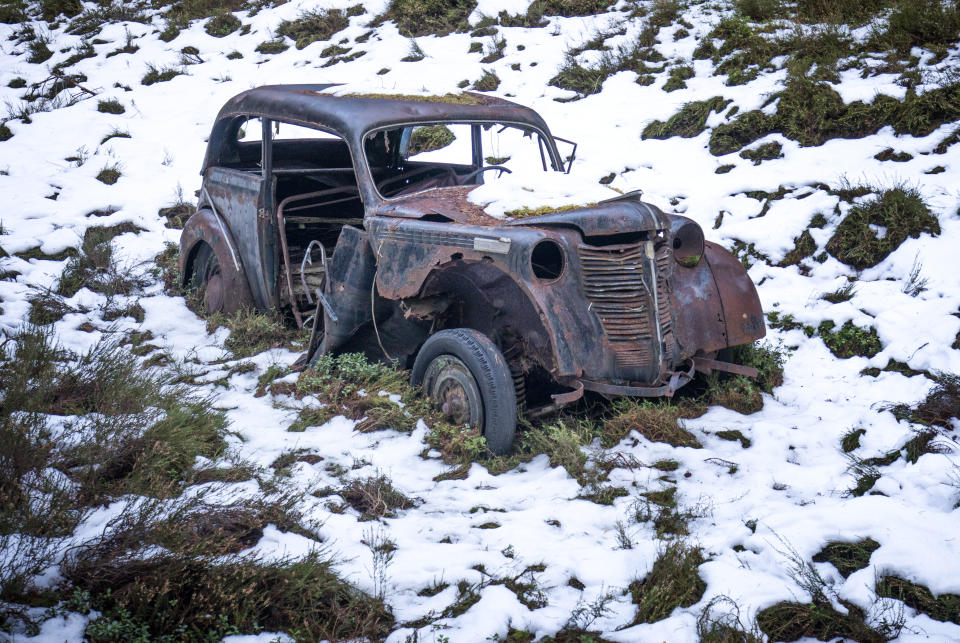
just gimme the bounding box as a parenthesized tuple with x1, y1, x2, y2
(655, 245, 676, 358)
(579, 243, 653, 367)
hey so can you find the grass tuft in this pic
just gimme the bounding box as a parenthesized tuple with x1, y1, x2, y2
(873, 0, 960, 51)
(96, 98, 125, 114)
(206, 308, 305, 359)
(812, 538, 880, 578)
(57, 222, 146, 298)
(826, 186, 939, 269)
(339, 473, 415, 520)
(141, 63, 183, 86)
(739, 141, 782, 164)
(255, 38, 288, 54)
(756, 600, 893, 642)
(472, 69, 500, 91)
(605, 399, 704, 448)
(876, 576, 960, 624)
(277, 8, 350, 49)
(817, 320, 882, 358)
(703, 341, 786, 414)
(378, 0, 476, 37)
(64, 520, 392, 640)
(629, 541, 706, 624)
(643, 97, 731, 140)
(204, 12, 241, 37)
(888, 372, 959, 428)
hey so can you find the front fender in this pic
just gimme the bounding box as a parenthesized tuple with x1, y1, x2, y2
(670, 241, 765, 355)
(179, 208, 255, 313)
(705, 241, 765, 347)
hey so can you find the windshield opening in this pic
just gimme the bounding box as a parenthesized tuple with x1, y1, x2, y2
(364, 121, 556, 199)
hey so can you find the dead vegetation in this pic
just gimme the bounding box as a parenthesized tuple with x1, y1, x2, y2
(338, 472, 416, 520)
(888, 372, 960, 428)
(0, 323, 392, 639)
(62, 499, 392, 641)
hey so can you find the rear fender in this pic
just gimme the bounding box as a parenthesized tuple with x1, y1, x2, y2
(179, 208, 255, 312)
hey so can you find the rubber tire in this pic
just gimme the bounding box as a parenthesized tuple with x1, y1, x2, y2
(411, 329, 517, 455)
(188, 241, 225, 315)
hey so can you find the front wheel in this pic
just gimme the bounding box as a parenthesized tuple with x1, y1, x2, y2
(411, 329, 517, 455)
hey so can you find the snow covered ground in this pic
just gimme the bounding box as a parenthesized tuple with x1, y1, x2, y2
(1, 0, 959, 641)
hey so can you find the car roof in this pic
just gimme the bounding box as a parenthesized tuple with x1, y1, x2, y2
(212, 84, 553, 139)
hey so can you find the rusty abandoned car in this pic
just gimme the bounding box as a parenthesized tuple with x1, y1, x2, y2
(179, 85, 765, 454)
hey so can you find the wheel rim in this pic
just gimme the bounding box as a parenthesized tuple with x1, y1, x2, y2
(423, 355, 484, 430)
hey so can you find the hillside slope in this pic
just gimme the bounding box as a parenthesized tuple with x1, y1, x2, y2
(1, 0, 959, 641)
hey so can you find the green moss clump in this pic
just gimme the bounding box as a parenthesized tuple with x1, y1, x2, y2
(825, 187, 940, 269)
(715, 429, 751, 448)
(255, 39, 289, 54)
(506, 203, 596, 218)
(343, 92, 484, 105)
(817, 320, 882, 358)
(277, 8, 350, 49)
(642, 96, 731, 140)
(876, 576, 960, 624)
(739, 141, 782, 164)
(472, 69, 500, 91)
(408, 125, 455, 155)
(379, 0, 477, 37)
(709, 110, 773, 155)
(96, 98, 125, 114)
(812, 538, 880, 578)
(141, 64, 183, 85)
(204, 13, 240, 37)
(0, 123, 12, 142)
(779, 229, 816, 266)
(663, 64, 694, 92)
(95, 166, 121, 185)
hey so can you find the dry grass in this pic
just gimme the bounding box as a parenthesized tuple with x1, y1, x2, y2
(605, 399, 705, 448)
(339, 473, 415, 520)
(62, 498, 393, 641)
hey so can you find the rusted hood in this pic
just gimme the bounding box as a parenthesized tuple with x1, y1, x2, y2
(374, 186, 505, 227)
(376, 187, 670, 235)
(503, 192, 669, 237)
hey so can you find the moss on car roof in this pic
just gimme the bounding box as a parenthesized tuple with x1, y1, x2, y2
(341, 92, 488, 105)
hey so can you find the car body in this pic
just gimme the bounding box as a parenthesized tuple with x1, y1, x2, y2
(179, 84, 765, 452)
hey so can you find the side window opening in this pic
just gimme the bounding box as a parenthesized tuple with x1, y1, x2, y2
(223, 116, 263, 171)
(269, 121, 364, 319)
(364, 122, 553, 199)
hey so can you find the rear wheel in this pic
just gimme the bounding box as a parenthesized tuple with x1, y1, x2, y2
(189, 242, 226, 315)
(411, 329, 517, 455)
